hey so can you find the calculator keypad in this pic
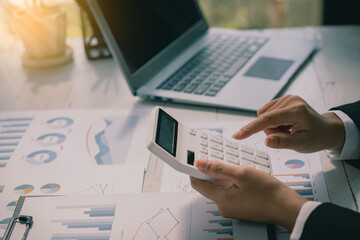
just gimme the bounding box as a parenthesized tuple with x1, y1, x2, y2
(196, 132, 271, 174)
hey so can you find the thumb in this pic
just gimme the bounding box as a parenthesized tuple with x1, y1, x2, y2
(265, 132, 307, 151)
(195, 159, 239, 182)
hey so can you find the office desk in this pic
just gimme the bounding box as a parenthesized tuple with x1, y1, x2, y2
(0, 26, 359, 213)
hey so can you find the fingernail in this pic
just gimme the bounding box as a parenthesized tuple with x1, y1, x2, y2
(266, 137, 278, 148)
(195, 159, 208, 172)
(232, 130, 243, 139)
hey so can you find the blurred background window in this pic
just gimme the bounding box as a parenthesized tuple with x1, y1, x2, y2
(0, 0, 323, 53)
(199, 0, 321, 29)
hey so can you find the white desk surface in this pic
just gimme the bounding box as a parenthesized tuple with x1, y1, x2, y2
(0, 26, 359, 212)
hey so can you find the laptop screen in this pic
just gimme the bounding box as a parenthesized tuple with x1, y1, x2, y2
(96, 0, 202, 74)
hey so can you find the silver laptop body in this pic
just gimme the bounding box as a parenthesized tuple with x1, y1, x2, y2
(88, 0, 316, 111)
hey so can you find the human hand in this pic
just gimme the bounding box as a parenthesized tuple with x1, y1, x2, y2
(232, 95, 345, 153)
(190, 159, 307, 232)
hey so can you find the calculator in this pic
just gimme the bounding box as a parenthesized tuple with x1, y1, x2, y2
(147, 107, 272, 180)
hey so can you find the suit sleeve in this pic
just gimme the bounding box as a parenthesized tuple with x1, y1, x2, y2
(331, 100, 360, 168)
(331, 100, 360, 131)
(300, 202, 360, 240)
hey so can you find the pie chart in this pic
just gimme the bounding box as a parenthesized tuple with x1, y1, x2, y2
(46, 117, 74, 129)
(26, 150, 57, 165)
(14, 184, 35, 195)
(40, 183, 61, 194)
(285, 159, 305, 169)
(36, 133, 66, 146)
(0, 218, 10, 230)
(6, 200, 17, 211)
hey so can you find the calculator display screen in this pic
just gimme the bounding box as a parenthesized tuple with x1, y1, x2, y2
(156, 109, 178, 156)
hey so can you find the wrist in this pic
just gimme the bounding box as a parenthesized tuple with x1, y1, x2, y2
(272, 186, 308, 232)
(321, 112, 345, 150)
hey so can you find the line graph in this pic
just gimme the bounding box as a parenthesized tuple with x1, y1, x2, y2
(72, 184, 112, 195)
(130, 208, 180, 240)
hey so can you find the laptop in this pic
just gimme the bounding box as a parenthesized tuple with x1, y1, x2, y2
(87, 0, 316, 111)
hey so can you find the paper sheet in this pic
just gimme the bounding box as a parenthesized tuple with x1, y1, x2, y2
(0, 107, 152, 237)
(15, 193, 254, 240)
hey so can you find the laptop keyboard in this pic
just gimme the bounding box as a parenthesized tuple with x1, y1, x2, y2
(157, 34, 268, 96)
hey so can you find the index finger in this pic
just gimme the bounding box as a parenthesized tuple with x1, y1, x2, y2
(233, 108, 297, 139)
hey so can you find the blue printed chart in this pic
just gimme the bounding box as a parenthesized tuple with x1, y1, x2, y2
(6, 200, 17, 212)
(87, 116, 139, 165)
(14, 184, 35, 195)
(51, 204, 116, 239)
(46, 117, 74, 129)
(36, 133, 66, 146)
(0, 218, 11, 230)
(26, 150, 57, 165)
(0, 117, 33, 168)
(274, 174, 315, 201)
(51, 233, 110, 240)
(191, 199, 233, 240)
(131, 208, 180, 240)
(203, 202, 233, 238)
(285, 159, 305, 169)
(40, 183, 61, 194)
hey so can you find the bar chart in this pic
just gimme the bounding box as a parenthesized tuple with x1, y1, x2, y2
(204, 204, 233, 238)
(0, 117, 33, 168)
(52, 219, 113, 231)
(274, 174, 315, 201)
(51, 233, 110, 240)
(51, 204, 116, 239)
(191, 199, 233, 240)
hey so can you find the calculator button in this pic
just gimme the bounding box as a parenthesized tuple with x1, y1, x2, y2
(240, 159, 255, 168)
(241, 152, 255, 162)
(252, 157, 270, 167)
(189, 129, 196, 136)
(211, 150, 223, 160)
(226, 156, 240, 165)
(255, 150, 268, 160)
(226, 148, 239, 157)
(200, 139, 208, 147)
(240, 145, 254, 154)
(198, 153, 208, 160)
(255, 164, 271, 174)
(225, 140, 238, 150)
(211, 143, 223, 152)
(200, 147, 208, 154)
(211, 156, 223, 162)
(200, 133, 208, 140)
(210, 136, 223, 144)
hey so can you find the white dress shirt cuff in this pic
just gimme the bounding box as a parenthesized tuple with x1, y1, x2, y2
(326, 110, 360, 160)
(290, 201, 322, 240)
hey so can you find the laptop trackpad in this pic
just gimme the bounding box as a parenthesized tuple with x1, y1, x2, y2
(244, 57, 294, 81)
